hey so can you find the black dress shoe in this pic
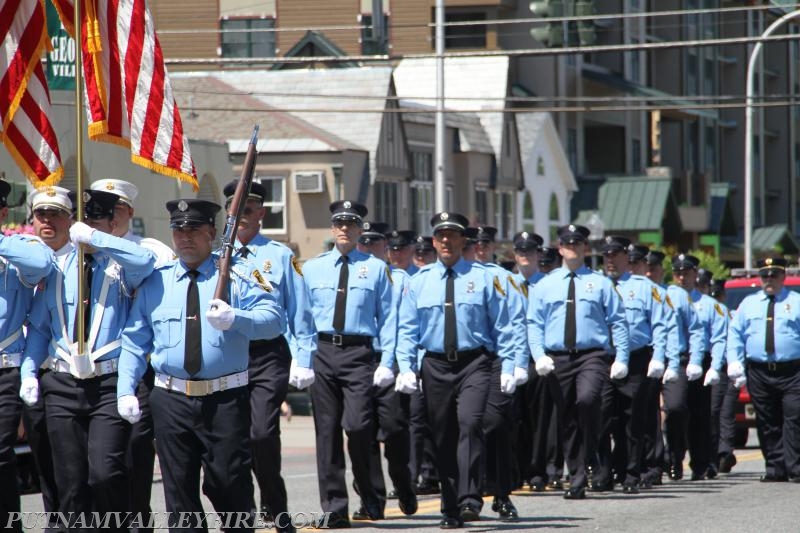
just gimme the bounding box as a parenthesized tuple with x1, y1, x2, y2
(706, 467, 718, 479)
(668, 464, 683, 481)
(459, 504, 480, 522)
(690, 471, 706, 481)
(495, 498, 519, 521)
(639, 477, 653, 490)
(529, 479, 546, 492)
(387, 489, 399, 500)
(547, 479, 564, 491)
(259, 504, 273, 523)
(563, 487, 586, 500)
(416, 479, 440, 495)
(314, 512, 350, 529)
(760, 474, 788, 482)
(351, 507, 369, 521)
(439, 515, 464, 529)
(398, 492, 418, 516)
(621, 483, 639, 494)
(588, 481, 613, 492)
(719, 453, 737, 473)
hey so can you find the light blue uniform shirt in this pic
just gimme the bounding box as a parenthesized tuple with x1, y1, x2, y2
(690, 288, 728, 371)
(396, 258, 515, 375)
(117, 253, 285, 396)
(527, 265, 629, 364)
(22, 231, 155, 379)
(377, 266, 410, 369)
(665, 285, 705, 367)
(231, 235, 317, 368)
(404, 264, 420, 276)
(0, 235, 53, 354)
(727, 287, 800, 366)
(617, 273, 672, 366)
(302, 248, 396, 357)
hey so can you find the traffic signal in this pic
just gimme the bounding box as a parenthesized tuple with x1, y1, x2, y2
(530, 0, 564, 48)
(575, 1, 596, 46)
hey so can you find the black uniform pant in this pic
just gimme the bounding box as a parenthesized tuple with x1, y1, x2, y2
(151, 385, 255, 532)
(421, 352, 491, 518)
(642, 377, 665, 480)
(41, 370, 131, 532)
(128, 365, 155, 533)
(248, 337, 291, 520)
(662, 355, 712, 476)
(483, 358, 514, 498)
(524, 372, 563, 485)
(310, 341, 377, 516)
(21, 373, 60, 531)
(409, 385, 438, 484)
(363, 363, 414, 507)
(747, 362, 800, 479)
(710, 365, 739, 459)
(550, 349, 608, 491)
(595, 350, 651, 486)
(0, 367, 22, 533)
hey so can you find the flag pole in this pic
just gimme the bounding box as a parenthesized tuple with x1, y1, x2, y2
(74, 0, 86, 354)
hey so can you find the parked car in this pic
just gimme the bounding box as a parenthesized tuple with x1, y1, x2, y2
(725, 270, 800, 448)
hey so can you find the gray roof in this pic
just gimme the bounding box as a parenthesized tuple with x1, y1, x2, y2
(515, 112, 549, 169)
(400, 102, 493, 155)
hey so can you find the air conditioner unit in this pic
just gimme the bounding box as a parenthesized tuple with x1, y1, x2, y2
(293, 171, 325, 193)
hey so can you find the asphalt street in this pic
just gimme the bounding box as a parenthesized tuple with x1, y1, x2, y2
(20, 417, 799, 531)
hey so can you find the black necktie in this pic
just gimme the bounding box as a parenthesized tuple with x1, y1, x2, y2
(73, 255, 94, 343)
(332, 255, 348, 332)
(444, 267, 457, 356)
(184, 270, 202, 376)
(565, 272, 577, 350)
(240, 246, 251, 259)
(766, 295, 776, 354)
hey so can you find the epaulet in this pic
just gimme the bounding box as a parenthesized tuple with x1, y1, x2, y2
(507, 275, 521, 293)
(714, 303, 724, 317)
(521, 283, 529, 299)
(665, 295, 674, 310)
(651, 285, 662, 303)
(493, 275, 506, 297)
(385, 265, 393, 285)
(290, 255, 303, 277)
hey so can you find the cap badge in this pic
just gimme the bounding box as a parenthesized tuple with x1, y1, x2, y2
(392, 231, 399, 237)
(417, 236, 424, 243)
(178, 200, 189, 212)
(628, 244, 634, 252)
(105, 183, 115, 190)
(343, 201, 352, 209)
(45, 187, 56, 197)
(363, 222, 371, 231)
(678, 254, 685, 261)
(605, 236, 613, 244)
(441, 212, 449, 221)
(521, 232, 529, 239)
(766, 258, 773, 266)
(568, 224, 576, 232)
(82, 191, 91, 202)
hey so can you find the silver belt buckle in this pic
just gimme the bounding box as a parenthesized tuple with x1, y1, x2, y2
(447, 350, 458, 363)
(1, 354, 9, 368)
(332, 334, 343, 346)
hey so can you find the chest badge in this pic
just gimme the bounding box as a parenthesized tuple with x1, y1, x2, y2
(262, 260, 272, 273)
(585, 282, 594, 294)
(628, 290, 636, 300)
(785, 303, 792, 313)
(466, 280, 475, 293)
(358, 265, 369, 279)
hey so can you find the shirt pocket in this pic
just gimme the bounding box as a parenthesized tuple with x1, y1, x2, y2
(458, 291, 486, 333)
(151, 307, 183, 349)
(349, 279, 376, 325)
(577, 293, 603, 322)
(310, 282, 337, 313)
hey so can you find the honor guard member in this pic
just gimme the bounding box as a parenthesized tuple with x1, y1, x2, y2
(117, 199, 285, 531)
(21, 189, 156, 531)
(661, 254, 708, 481)
(645, 250, 666, 285)
(302, 201, 396, 528)
(24, 187, 73, 531)
(472, 226, 521, 520)
(0, 180, 54, 533)
(708, 278, 738, 473)
(527, 224, 630, 500)
(514, 232, 565, 492)
(387, 230, 419, 275)
(413, 236, 436, 268)
(538, 245, 560, 274)
(222, 180, 316, 533)
(91, 178, 174, 533)
(594, 241, 673, 493)
(727, 257, 800, 482)
(355, 223, 418, 518)
(395, 212, 515, 529)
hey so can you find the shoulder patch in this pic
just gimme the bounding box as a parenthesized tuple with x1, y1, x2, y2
(651, 286, 662, 303)
(493, 275, 506, 297)
(291, 255, 303, 277)
(613, 284, 622, 298)
(521, 283, 529, 299)
(665, 295, 674, 310)
(385, 265, 393, 285)
(714, 303, 724, 317)
(252, 269, 273, 292)
(507, 275, 521, 293)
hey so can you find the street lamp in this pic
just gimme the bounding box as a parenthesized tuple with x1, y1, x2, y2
(586, 211, 605, 271)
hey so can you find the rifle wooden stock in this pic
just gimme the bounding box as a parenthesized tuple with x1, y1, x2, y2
(214, 125, 260, 302)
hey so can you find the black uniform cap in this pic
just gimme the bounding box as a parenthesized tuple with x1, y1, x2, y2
(359, 221, 389, 245)
(757, 257, 788, 276)
(414, 236, 434, 254)
(557, 224, 590, 244)
(672, 254, 700, 271)
(387, 230, 417, 250)
(709, 279, 727, 298)
(539, 246, 559, 266)
(646, 250, 665, 266)
(223, 179, 267, 203)
(430, 212, 469, 234)
(601, 235, 632, 254)
(513, 231, 544, 251)
(330, 200, 367, 224)
(83, 189, 120, 220)
(166, 199, 221, 228)
(627, 244, 650, 263)
(474, 226, 498, 243)
(696, 268, 713, 286)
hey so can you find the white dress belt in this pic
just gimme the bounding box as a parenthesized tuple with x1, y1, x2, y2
(154, 371, 249, 397)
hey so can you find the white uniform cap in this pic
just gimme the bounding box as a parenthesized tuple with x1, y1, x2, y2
(90, 179, 138, 206)
(30, 186, 73, 214)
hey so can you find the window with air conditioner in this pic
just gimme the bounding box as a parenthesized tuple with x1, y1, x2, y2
(257, 176, 286, 234)
(293, 170, 325, 193)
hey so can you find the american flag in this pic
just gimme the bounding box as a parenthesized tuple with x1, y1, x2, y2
(53, 0, 198, 190)
(0, 0, 64, 186)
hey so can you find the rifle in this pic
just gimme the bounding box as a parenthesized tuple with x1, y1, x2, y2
(214, 124, 260, 303)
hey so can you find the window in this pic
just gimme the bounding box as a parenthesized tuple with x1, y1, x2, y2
(258, 176, 286, 233)
(434, 10, 487, 50)
(537, 156, 545, 176)
(475, 189, 489, 226)
(361, 14, 389, 55)
(522, 191, 535, 232)
(220, 18, 275, 59)
(410, 182, 433, 234)
(494, 191, 513, 240)
(374, 181, 399, 229)
(548, 193, 560, 242)
(412, 151, 433, 182)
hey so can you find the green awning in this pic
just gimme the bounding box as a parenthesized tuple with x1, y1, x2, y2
(595, 177, 673, 231)
(750, 224, 800, 254)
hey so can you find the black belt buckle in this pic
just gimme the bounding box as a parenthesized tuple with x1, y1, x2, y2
(331, 334, 343, 346)
(447, 350, 458, 363)
(768, 362, 778, 372)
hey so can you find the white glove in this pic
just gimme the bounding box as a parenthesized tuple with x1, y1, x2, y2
(734, 375, 747, 388)
(513, 366, 529, 386)
(703, 368, 720, 387)
(610, 361, 629, 380)
(686, 363, 703, 381)
(373, 365, 395, 388)
(727, 360, 745, 380)
(394, 371, 418, 394)
(647, 360, 665, 379)
(69, 221, 95, 246)
(288, 365, 315, 390)
(662, 367, 679, 384)
(117, 395, 141, 424)
(535, 356, 555, 376)
(500, 373, 517, 395)
(19, 377, 39, 406)
(206, 299, 235, 330)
